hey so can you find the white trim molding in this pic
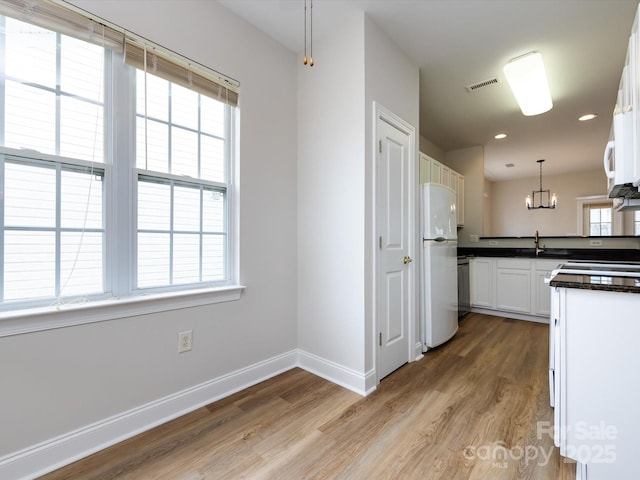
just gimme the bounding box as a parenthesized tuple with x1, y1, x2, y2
(575, 195, 622, 236)
(0, 349, 296, 480)
(0, 348, 381, 480)
(371, 102, 417, 385)
(470, 307, 550, 324)
(297, 349, 376, 396)
(0, 286, 245, 338)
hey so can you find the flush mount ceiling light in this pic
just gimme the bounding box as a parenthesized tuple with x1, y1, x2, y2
(579, 113, 598, 121)
(503, 52, 553, 116)
(494, 133, 507, 139)
(526, 159, 557, 209)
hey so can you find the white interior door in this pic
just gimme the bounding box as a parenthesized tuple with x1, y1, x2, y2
(376, 110, 414, 381)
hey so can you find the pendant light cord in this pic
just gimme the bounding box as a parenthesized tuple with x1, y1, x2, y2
(309, 0, 314, 66)
(539, 160, 543, 191)
(303, 0, 307, 65)
(303, 0, 314, 66)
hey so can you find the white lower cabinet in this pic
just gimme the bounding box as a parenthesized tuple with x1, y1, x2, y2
(470, 257, 565, 320)
(553, 287, 640, 479)
(496, 259, 531, 313)
(534, 259, 562, 316)
(470, 257, 495, 309)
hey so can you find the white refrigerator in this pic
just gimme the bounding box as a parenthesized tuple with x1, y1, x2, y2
(421, 183, 458, 350)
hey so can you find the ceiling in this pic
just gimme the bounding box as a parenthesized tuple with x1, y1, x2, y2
(218, 0, 638, 181)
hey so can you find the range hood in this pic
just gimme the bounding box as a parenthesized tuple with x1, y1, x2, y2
(613, 196, 640, 211)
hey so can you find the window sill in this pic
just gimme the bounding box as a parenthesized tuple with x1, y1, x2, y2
(0, 285, 245, 338)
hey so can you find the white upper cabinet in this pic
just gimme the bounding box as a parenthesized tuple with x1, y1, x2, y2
(419, 152, 464, 226)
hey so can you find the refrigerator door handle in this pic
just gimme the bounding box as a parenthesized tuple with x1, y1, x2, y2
(434, 236, 447, 242)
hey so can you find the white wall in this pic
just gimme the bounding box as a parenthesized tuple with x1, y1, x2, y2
(296, 12, 419, 392)
(296, 13, 367, 383)
(419, 134, 445, 161)
(1, 1, 298, 476)
(489, 169, 606, 236)
(364, 16, 420, 374)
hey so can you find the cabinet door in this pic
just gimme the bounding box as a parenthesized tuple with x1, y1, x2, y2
(419, 152, 430, 183)
(496, 262, 531, 313)
(450, 171, 458, 194)
(533, 270, 552, 316)
(470, 258, 495, 308)
(534, 259, 564, 317)
(457, 175, 465, 226)
(429, 159, 442, 184)
(441, 165, 451, 188)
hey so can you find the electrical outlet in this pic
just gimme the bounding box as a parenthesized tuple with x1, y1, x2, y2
(488, 240, 498, 246)
(469, 234, 479, 243)
(589, 239, 603, 247)
(178, 330, 193, 353)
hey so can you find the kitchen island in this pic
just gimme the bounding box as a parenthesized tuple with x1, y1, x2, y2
(549, 262, 640, 480)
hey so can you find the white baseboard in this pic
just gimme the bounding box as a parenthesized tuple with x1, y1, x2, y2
(1, 348, 378, 480)
(297, 349, 376, 396)
(470, 307, 549, 324)
(0, 350, 298, 480)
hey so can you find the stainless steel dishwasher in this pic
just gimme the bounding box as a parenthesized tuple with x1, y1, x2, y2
(457, 256, 470, 317)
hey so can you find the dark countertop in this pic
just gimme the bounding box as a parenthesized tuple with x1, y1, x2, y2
(458, 247, 640, 262)
(549, 273, 640, 294)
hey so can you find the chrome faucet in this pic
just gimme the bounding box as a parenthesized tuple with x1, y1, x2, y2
(534, 230, 545, 256)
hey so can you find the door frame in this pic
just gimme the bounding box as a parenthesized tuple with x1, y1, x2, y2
(372, 102, 419, 385)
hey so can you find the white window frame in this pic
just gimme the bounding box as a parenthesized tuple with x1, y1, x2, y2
(0, 9, 243, 337)
(576, 195, 622, 236)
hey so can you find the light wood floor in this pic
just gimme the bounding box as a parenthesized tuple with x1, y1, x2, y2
(42, 313, 575, 479)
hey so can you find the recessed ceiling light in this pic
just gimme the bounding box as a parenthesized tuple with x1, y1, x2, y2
(578, 113, 598, 121)
(495, 133, 507, 139)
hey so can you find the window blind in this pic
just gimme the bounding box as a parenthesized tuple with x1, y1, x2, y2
(0, 0, 123, 50)
(124, 39, 239, 108)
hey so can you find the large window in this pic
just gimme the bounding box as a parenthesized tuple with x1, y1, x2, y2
(577, 196, 620, 237)
(0, 5, 238, 312)
(135, 71, 228, 289)
(589, 206, 612, 236)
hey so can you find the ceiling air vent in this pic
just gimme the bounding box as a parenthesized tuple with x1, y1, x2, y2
(466, 77, 499, 92)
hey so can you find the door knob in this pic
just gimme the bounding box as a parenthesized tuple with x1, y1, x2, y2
(403, 256, 413, 264)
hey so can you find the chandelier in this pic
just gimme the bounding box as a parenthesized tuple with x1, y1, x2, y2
(526, 159, 557, 209)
